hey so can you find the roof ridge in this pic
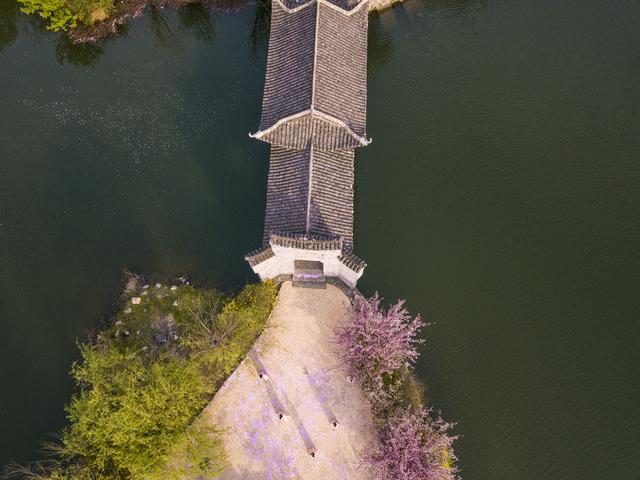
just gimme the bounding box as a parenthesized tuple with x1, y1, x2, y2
(338, 251, 367, 273)
(250, 108, 371, 147)
(274, 0, 370, 16)
(245, 245, 275, 266)
(270, 233, 343, 251)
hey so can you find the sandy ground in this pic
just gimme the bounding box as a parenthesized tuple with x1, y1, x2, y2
(202, 282, 376, 480)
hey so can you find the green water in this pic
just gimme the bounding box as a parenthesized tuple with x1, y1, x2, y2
(1, 0, 639, 477)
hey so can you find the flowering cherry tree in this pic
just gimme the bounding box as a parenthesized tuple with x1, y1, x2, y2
(335, 293, 426, 384)
(369, 408, 459, 480)
(335, 293, 459, 479)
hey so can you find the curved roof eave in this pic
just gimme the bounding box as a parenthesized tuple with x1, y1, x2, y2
(249, 109, 371, 147)
(274, 0, 370, 16)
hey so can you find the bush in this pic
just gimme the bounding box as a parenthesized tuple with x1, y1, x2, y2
(9, 279, 278, 480)
(64, 348, 214, 478)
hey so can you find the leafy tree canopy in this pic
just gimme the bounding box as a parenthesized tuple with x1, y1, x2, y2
(8, 279, 277, 480)
(18, 0, 77, 31)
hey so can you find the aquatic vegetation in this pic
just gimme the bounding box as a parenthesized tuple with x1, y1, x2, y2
(335, 293, 459, 480)
(7, 277, 277, 480)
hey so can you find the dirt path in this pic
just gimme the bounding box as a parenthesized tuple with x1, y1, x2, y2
(202, 282, 376, 479)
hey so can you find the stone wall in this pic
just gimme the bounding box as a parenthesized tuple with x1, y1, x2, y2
(252, 244, 363, 289)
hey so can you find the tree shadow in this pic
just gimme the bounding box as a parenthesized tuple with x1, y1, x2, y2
(55, 34, 106, 67)
(177, 2, 215, 42)
(249, 0, 270, 55)
(0, 0, 18, 52)
(150, 5, 180, 48)
(368, 9, 394, 69)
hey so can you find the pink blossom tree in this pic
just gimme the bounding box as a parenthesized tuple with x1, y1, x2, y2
(335, 294, 460, 479)
(335, 293, 426, 386)
(369, 408, 459, 480)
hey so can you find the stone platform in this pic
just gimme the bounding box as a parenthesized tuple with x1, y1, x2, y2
(202, 282, 376, 479)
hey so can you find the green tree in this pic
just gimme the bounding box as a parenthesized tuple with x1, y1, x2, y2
(6, 280, 277, 480)
(63, 347, 217, 478)
(18, 0, 77, 31)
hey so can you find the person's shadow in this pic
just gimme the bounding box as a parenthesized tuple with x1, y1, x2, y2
(248, 351, 317, 455)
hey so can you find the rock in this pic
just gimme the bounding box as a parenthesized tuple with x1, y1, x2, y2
(115, 320, 123, 326)
(124, 330, 130, 336)
(124, 308, 132, 314)
(153, 332, 168, 344)
(131, 297, 141, 305)
(170, 285, 178, 291)
(141, 290, 148, 296)
(155, 283, 162, 288)
(173, 300, 178, 307)
(143, 346, 148, 351)
(142, 284, 149, 289)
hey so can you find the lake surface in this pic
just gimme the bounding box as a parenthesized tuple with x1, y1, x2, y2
(1, 0, 639, 477)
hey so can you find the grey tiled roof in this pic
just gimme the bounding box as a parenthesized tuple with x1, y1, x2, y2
(308, 148, 355, 247)
(261, 114, 365, 151)
(263, 147, 310, 244)
(314, 2, 368, 137)
(258, 2, 315, 131)
(255, 0, 369, 148)
(245, 245, 275, 266)
(280, 0, 365, 10)
(270, 233, 343, 250)
(338, 252, 367, 273)
(263, 146, 354, 247)
(247, 0, 369, 275)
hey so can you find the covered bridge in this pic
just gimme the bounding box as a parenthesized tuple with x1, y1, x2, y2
(246, 0, 371, 290)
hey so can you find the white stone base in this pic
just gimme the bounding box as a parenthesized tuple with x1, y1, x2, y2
(252, 244, 363, 289)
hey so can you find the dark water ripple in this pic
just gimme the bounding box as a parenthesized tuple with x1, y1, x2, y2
(1, 0, 640, 478)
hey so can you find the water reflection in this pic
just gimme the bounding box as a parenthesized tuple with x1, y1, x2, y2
(368, 10, 394, 68)
(177, 2, 215, 42)
(55, 34, 106, 66)
(0, 0, 18, 52)
(150, 5, 180, 47)
(250, 0, 270, 52)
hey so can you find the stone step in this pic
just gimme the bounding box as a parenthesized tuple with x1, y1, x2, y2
(292, 260, 326, 289)
(292, 274, 326, 289)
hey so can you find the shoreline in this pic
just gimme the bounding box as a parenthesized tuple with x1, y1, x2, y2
(65, 0, 404, 44)
(67, 0, 256, 44)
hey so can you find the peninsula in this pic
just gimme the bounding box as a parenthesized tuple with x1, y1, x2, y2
(6, 0, 459, 478)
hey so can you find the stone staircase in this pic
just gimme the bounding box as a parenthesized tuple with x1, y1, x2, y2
(292, 260, 326, 288)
